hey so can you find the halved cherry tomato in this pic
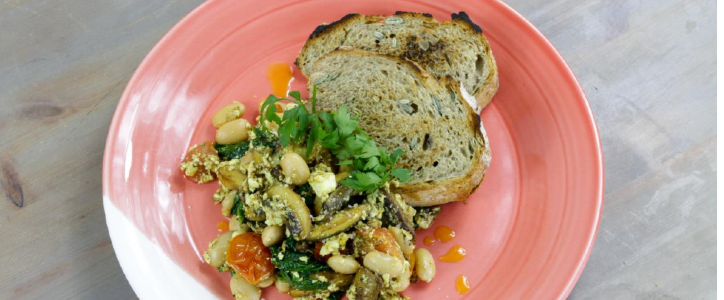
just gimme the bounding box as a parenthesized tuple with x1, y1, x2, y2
(181, 141, 218, 183)
(313, 242, 330, 262)
(356, 228, 404, 260)
(226, 232, 274, 284)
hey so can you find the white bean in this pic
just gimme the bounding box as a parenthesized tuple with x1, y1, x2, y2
(392, 265, 411, 292)
(363, 251, 404, 278)
(262, 225, 284, 246)
(205, 232, 233, 268)
(221, 191, 237, 217)
(216, 118, 250, 144)
(229, 215, 241, 231)
(327, 255, 360, 274)
(389, 227, 414, 256)
(256, 274, 276, 288)
(230, 274, 261, 300)
(275, 278, 290, 293)
(280, 152, 310, 185)
(414, 248, 435, 282)
(212, 102, 246, 127)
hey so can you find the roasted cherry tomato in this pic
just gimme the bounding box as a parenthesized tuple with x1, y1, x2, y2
(180, 141, 219, 183)
(225, 232, 274, 284)
(356, 228, 404, 260)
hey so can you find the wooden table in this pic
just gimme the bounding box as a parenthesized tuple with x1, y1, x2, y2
(0, 0, 715, 299)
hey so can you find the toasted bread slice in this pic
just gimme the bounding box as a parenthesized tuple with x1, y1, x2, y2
(297, 11, 498, 111)
(308, 49, 491, 206)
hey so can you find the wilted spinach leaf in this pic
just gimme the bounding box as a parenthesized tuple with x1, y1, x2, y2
(294, 183, 316, 210)
(270, 238, 330, 291)
(214, 128, 278, 160)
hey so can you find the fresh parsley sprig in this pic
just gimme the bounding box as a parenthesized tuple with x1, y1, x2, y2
(259, 86, 411, 194)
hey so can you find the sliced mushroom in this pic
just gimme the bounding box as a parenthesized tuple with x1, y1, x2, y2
(312, 271, 354, 291)
(382, 192, 415, 234)
(288, 290, 313, 297)
(217, 165, 248, 190)
(243, 205, 266, 222)
(349, 267, 382, 300)
(266, 184, 312, 239)
(307, 204, 370, 241)
(318, 185, 360, 217)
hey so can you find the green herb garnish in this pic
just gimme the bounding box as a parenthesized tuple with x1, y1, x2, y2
(260, 86, 411, 194)
(270, 238, 330, 291)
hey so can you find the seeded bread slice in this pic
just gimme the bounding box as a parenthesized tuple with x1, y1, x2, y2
(308, 49, 491, 206)
(297, 11, 499, 111)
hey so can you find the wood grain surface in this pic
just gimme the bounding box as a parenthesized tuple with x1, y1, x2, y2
(0, 0, 715, 299)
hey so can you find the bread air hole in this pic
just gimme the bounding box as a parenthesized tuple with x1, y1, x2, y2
(422, 133, 432, 151)
(475, 55, 485, 76)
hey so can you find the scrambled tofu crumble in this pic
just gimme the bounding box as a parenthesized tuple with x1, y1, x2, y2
(182, 101, 444, 300)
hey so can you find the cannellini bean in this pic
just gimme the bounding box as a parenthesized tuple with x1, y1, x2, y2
(392, 265, 412, 292)
(280, 152, 310, 185)
(363, 251, 404, 278)
(262, 225, 284, 246)
(216, 118, 250, 144)
(256, 274, 276, 288)
(229, 218, 251, 234)
(275, 278, 290, 293)
(230, 274, 261, 300)
(389, 227, 414, 256)
(229, 215, 241, 231)
(221, 191, 237, 217)
(327, 255, 360, 275)
(414, 248, 435, 282)
(205, 232, 233, 268)
(212, 102, 246, 127)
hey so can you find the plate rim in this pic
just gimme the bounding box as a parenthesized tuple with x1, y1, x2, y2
(102, 0, 605, 299)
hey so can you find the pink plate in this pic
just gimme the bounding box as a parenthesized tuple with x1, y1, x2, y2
(102, 0, 604, 299)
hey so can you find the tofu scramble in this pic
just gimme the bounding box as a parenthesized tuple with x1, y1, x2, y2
(181, 89, 441, 300)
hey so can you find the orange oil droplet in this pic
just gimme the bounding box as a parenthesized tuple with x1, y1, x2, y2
(439, 245, 466, 262)
(266, 62, 294, 97)
(455, 275, 471, 294)
(217, 220, 229, 232)
(434, 225, 455, 242)
(423, 236, 436, 246)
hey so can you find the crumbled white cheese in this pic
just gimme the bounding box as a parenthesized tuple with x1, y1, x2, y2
(309, 164, 337, 199)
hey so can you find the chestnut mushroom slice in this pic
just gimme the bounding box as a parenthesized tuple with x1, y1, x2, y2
(307, 204, 370, 241)
(266, 184, 312, 240)
(349, 267, 382, 300)
(312, 271, 354, 290)
(244, 205, 266, 222)
(318, 185, 360, 217)
(382, 191, 415, 234)
(217, 165, 247, 190)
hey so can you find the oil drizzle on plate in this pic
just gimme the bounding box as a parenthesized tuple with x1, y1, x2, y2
(217, 220, 229, 232)
(439, 245, 466, 262)
(266, 62, 294, 97)
(456, 275, 471, 294)
(423, 236, 436, 246)
(433, 225, 455, 242)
